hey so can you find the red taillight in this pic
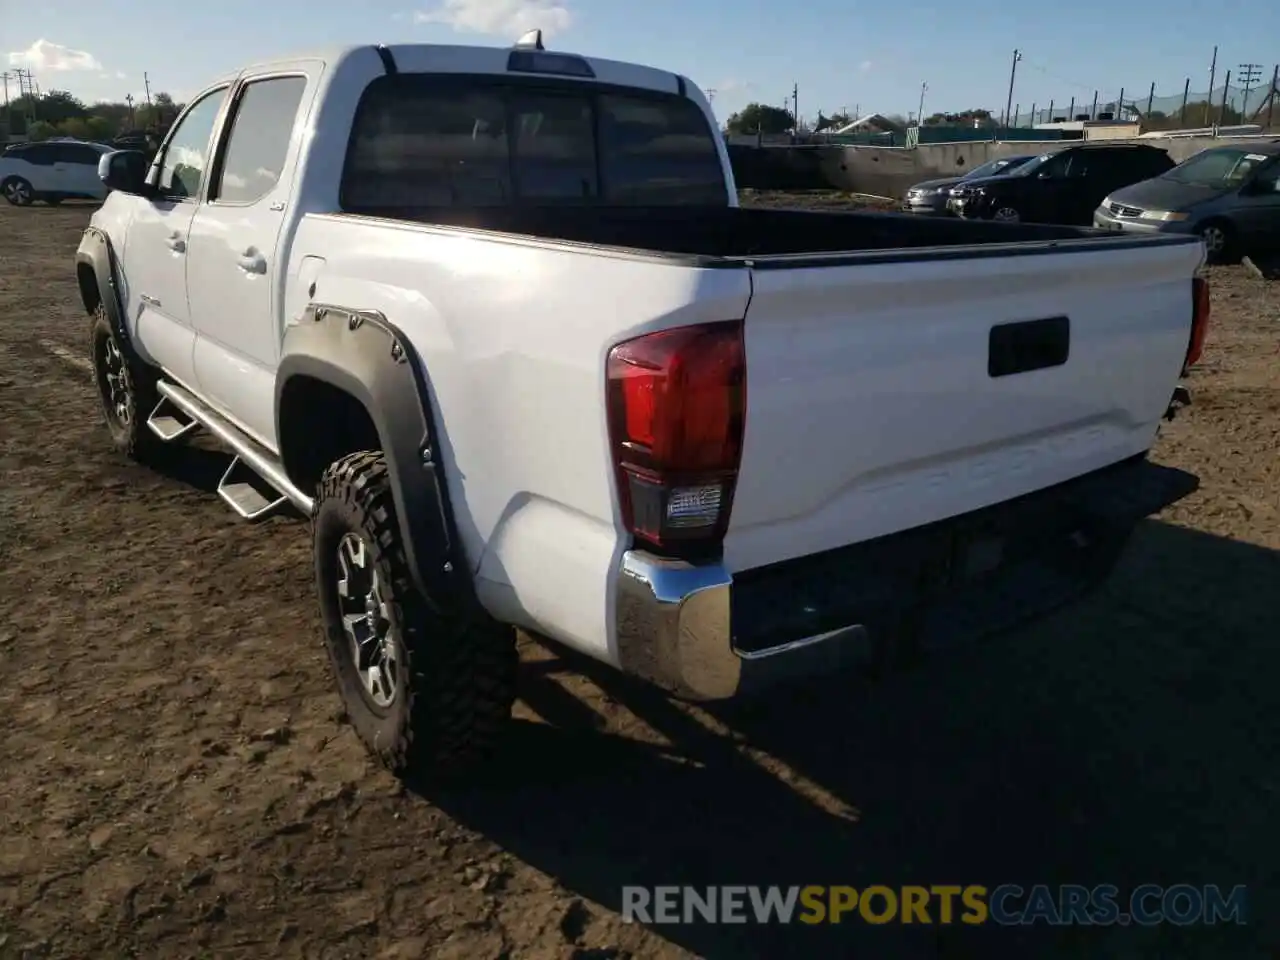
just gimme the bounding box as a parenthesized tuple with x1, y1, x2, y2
(1186, 277, 1210, 369)
(606, 321, 746, 552)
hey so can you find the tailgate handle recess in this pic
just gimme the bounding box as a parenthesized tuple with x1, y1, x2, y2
(988, 316, 1070, 378)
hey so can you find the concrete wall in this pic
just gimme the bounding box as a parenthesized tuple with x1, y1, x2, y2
(803, 135, 1275, 198)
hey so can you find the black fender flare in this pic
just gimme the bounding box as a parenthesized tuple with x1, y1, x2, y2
(277, 304, 474, 613)
(75, 227, 137, 352)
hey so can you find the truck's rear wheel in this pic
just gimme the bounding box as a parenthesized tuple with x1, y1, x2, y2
(89, 304, 163, 462)
(313, 451, 517, 781)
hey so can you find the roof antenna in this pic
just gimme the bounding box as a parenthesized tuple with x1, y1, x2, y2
(514, 28, 544, 50)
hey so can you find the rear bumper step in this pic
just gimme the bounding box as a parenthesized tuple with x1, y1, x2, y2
(614, 456, 1199, 700)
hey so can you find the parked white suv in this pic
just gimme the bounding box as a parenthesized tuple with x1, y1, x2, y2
(1, 139, 113, 206)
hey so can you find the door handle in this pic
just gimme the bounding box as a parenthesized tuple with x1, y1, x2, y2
(166, 232, 186, 253)
(237, 250, 267, 274)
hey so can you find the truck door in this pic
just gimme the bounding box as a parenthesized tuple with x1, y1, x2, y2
(124, 87, 229, 389)
(186, 69, 313, 449)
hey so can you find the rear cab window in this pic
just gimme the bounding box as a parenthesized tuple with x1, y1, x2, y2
(340, 74, 727, 210)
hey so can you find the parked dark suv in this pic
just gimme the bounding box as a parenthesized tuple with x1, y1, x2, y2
(948, 143, 1175, 225)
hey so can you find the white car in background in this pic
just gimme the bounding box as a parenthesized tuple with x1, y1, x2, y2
(1, 139, 114, 206)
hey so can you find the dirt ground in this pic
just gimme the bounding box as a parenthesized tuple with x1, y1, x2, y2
(0, 198, 1277, 960)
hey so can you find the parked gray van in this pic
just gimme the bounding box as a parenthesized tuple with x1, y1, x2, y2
(1093, 142, 1280, 261)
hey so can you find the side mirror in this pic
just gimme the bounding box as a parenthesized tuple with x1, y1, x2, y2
(99, 150, 152, 197)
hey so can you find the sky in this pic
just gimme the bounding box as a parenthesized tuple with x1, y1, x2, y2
(3, 0, 1278, 125)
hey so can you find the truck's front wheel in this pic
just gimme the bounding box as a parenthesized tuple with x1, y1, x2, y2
(313, 451, 517, 781)
(89, 304, 162, 462)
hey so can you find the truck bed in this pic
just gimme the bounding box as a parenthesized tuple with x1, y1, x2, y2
(339, 204, 1178, 262)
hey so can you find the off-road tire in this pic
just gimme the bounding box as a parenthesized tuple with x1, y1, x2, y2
(313, 451, 517, 782)
(89, 303, 164, 462)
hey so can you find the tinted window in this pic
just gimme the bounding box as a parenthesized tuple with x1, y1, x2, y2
(13, 144, 56, 165)
(158, 89, 226, 200)
(53, 143, 105, 165)
(341, 75, 727, 209)
(510, 90, 597, 202)
(214, 76, 307, 203)
(344, 83, 511, 207)
(598, 94, 726, 203)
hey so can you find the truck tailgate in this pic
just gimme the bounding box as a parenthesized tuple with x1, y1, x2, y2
(724, 237, 1204, 574)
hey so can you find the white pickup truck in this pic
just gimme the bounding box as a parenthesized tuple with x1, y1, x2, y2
(76, 34, 1208, 780)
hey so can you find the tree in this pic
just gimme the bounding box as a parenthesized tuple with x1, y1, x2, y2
(26, 121, 56, 142)
(923, 108, 994, 127)
(85, 117, 115, 142)
(57, 117, 92, 140)
(725, 103, 795, 135)
(35, 90, 89, 125)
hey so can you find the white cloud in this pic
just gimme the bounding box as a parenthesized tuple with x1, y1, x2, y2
(413, 0, 572, 38)
(859, 60, 873, 73)
(7, 39, 102, 72)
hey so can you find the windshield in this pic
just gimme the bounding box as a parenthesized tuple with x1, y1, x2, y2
(1005, 153, 1054, 177)
(965, 155, 1032, 180)
(1163, 148, 1273, 187)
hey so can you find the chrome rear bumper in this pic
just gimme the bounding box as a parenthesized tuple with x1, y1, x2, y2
(612, 457, 1200, 702)
(614, 551, 871, 700)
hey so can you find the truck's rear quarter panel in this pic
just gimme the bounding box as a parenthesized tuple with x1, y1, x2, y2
(289, 215, 751, 659)
(726, 238, 1205, 573)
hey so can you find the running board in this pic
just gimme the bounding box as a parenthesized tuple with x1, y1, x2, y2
(146, 396, 200, 442)
(219, 456, 290, 521)
(155, 380, 314, 517)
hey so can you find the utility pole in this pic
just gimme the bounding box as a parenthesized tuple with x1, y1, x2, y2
(1219, 69, 1231, 125)
(792, 81, 798, 133)
(125, 93, 135, 129)
(1205, 45, 1218, 125)
(1180, 77, 1190, 124)
(1268, 64, 1279, 128)
(1003, 49, 1022, 127)
(143, 71, 153, 107)
(917, 81, 927, 127)
(1264, 64, 1274, 128)
(1237, 63, 1262, 115)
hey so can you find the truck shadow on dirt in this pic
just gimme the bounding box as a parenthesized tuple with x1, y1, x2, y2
(423, 519, 1278, 958)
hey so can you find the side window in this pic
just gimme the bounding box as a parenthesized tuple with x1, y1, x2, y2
(17, 144, 55, 166)
(1255, 166, 1280, 195)
(1064, 153, 1089, 178)
(597, 94, 727, 204)
(213, 76, 308, 204)
(510, 90, 597, 202)
(343, 82, 510, 207)
(157, 89, 227, 200)
(63, 144, 105, 166)
(1038, 152, 1071, 178)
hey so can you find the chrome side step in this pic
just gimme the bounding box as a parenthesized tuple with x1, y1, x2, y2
(218, 456, 291, 521)
(156, 380, 314, 518)
(146, 396, 200, 442)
